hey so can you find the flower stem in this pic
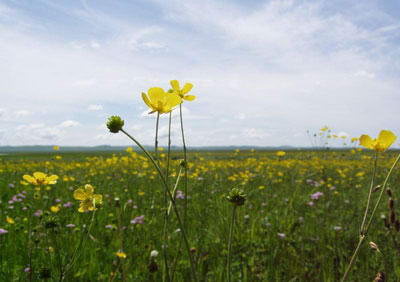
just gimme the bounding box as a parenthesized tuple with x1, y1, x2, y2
(341, 235, 365, 282)
(161, 112, 172, 282)
(359, 152, 378, 235)
(227, 205, 237, 282)
(155, 112, 160, 162)
(179, 104, 188, 226)
(120, 129, 198, 282)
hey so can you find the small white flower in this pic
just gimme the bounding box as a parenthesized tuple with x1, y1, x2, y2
(150, 250, 159, 257)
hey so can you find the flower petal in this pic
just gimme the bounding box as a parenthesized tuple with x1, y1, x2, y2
(141, 92, 154, 110)
(377, 130, 397, 149)
(183, 95, 196, 101)
(33, 172, 46, 180)
(182, 83, 193, 94)
(73, 188, 87, 200)
(359, 135, 374, 149)
(170, 80, 180, 91)
(85, 184, 94, 195)
(23, 175, 36, 184)
(148, 87, 165, 103)
(47, 175, 58, 183)
(166, 93, 182, 108)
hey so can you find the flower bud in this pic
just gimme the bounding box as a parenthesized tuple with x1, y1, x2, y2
(226, 188, 247, 206)
(106, 116, 124, 133)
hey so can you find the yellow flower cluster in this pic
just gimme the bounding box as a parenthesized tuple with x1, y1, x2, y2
(141, 80, 196, 114)
(73, 184, 103, 213)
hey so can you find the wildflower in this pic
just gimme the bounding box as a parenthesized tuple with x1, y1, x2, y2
(115, 251, 127, 259)
(73, 184, 103, 213)
(6, 216, 15, 224)
(310, 191, 324, 200)
(24, 267, 31, 273)
(0, 228, 8, 235)
(34, 210, 43, 217)
(150, 250, 159, 257)
(53, 145, 60, 151)
(277, 233, 286, 239)
(22, 172, 58, 186)
(359, 130, 397, 152)
(226, 188, 246, 206)
(106, 116, 124, 133)
(65, 224, 75, 228)
(50, 205, 60, 213)
(169, 80, 196, 101)
(175, 190, 185, 199)
(142, 87, 181, 114)
(63, 202, 73, 208)
(276, 151, 286, 157)
(131, 215, 145, 225)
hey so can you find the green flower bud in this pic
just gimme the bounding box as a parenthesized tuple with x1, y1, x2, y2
(106, 116, 124, 133)
(226, 188, 246, 206)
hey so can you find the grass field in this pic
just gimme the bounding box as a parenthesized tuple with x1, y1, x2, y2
(0, 149, 399, 281)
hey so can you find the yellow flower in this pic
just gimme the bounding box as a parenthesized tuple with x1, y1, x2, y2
(142, 87, 181, 114)
(115, 251, 127, 259)
(50, 205, 60, 213)
(320, 126, 329, 132)
(169, 80, 196, 101)
(22, 172, 58, 186)
(126, 147, 133, 153)
(6, 216, 15, 224)
(53, 145, 60, 151)
(73, 184, 103, 213)
(359, 130, 397, 152)
(276, 151, 286, 157)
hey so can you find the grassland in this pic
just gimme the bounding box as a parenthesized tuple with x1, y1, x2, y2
(0, 149, 399, 281)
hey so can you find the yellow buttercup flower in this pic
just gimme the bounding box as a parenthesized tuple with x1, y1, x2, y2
(142, 87, 181, 114)
(6, 216, 15, 224)
(53, 145, 60, 151)
(22, 172, 58, 186)
(115, 251, 127, 259)
(50, 205, 60, 213)
(170, 80, 196, 101)
(276, 151, 286, 157)
(73, 184, 103, 213)
(359, 130, 397, 152)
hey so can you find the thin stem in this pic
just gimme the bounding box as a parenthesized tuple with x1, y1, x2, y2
(167, 167, 183, 216)
(155, 112, 160, 162)
(179, 104, 188, 226)
(120, 129, 198, 282)
(359, 152, 378, 235)
(162, 112, 172, 282)
(227, 205, 237, 282)
(341, 235, 365, 282)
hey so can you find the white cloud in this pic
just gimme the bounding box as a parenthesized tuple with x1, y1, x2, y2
(59, 120, 80, 128)
(88, 104, 103, 111)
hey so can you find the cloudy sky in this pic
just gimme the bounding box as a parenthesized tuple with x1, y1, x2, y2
(1, 0, 399, 147)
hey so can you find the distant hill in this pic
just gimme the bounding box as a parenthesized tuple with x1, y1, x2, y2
(0, 145, 302, 153)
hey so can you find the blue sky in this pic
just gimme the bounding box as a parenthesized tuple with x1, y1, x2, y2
(0, 0, 399, 147)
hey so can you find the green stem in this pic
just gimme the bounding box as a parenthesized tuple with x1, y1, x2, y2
(359, 152, 378, 235)
(120, 129, 198, 282)
(155, 112, 160, 162)
(167, 167, 183, 216)
(179, 104, 188, 226)
(341, 235, 365, 282)
(162, 112, 172, 282)
(227, 205, 237, 282)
